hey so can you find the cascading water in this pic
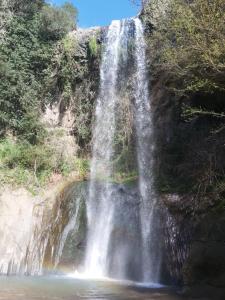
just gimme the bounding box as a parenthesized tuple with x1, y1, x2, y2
(84, 18, 161, 283)
(84, 19, 139, 279)
(134, 18, 161, 282)
(84, 20, 121, 278)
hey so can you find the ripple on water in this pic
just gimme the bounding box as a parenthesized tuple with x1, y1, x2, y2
(0, 277, 185, 300)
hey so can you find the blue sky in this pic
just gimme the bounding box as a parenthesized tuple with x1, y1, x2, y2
(50, 0, 140, 28)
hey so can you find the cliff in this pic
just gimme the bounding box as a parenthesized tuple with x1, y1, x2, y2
(144, 0, 225, 297)
(151, 77, 225, 298)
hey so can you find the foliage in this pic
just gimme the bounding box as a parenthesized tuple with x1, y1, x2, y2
(0, 15, 48, 142)
(44, 34, 78, 108)
(40, 2, 77, 40)
(5, 0, 45, 15)
(147, 0, 225, 95)
(0, 136, 80, 189)
(0, 138, 53, 188)
(0, 0, 77, 143)
(88, 36, 100, 58)
(0, 1, 80, 189)
(74, 158, 90, 179)
(144, 0, 225, 199)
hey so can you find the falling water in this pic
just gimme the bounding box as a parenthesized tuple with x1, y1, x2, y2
(134, 18, 161, 282)
(84, 18, 161, 283)
(84, 20, 122, 278)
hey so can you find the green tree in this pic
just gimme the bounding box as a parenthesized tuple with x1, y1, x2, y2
(147, 0, 225, 95)
(0, 0, 77, 143)
(39, 2, 77, 40)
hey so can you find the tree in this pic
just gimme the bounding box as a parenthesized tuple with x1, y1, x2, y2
(39, 2, 77, 40)
(147, 0, 225, 95)
(4, 0, 45, 16)
(0, 0, 78, 142)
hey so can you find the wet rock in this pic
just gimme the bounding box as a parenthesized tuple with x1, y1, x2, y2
(43, 181, 88, 273)
(161, 193, 225, 293)
(183, 215, 225, 289)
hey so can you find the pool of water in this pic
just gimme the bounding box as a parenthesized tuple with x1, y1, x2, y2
(0, 276, 186, 300)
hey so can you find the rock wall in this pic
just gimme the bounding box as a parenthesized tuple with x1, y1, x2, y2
(0, 179, 87, 275)
(0, 184, 57, 274)
(41, 26, 103, 154)
(0, 187, 37, 274)
(151, 75, 225, 297)
(42, 181, 88, 274)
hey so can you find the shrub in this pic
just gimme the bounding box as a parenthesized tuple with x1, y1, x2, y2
(0, 1, 77, 142)
(40, 2, 77, 40)
(75, 158, 90, 179)
(0, 137, 76, 188)
(88, 37, 100, 58)
(147, 0, 225, 95)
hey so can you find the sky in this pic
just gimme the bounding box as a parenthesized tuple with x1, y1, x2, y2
(50, 0, 140, 28)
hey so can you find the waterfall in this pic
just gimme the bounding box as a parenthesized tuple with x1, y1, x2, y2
(84, 18, 161, 283)
(134, 18, 161, 282)
(84, 20, 121, 278)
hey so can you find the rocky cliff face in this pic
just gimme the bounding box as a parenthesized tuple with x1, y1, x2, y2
(0, 181, 64, 274)
(150, 75, 225, 298)
(42, 181, 88, 274)
(142, 0, 225, 292)
(0, 179, 88, 275)
(41, 26, 103, 154)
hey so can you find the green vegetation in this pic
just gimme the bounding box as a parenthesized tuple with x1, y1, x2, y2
(0, 1, 89, 190)
(74, 158, 90, 180)
(0, 137, 91, 190)
(88, 36, 100, 58)
(0, 137, 63, 189)
(146, 0, 225, 95)
(0, 0, 77, 141)
(144, 0, 225, 198)
(40, 2, 77, 40)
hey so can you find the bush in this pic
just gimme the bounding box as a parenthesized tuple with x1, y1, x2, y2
(0, 138, 52, 172)
(40, 2, 77, 40)
(147, 0, 225, 95)
(0, 137, 75, 188)
(88, 37, 100, 58)
(75, 158, 90, 179)
(0, 1, 77, 142)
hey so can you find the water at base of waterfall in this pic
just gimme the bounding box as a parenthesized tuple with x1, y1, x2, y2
(0, 276, 184, 300)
